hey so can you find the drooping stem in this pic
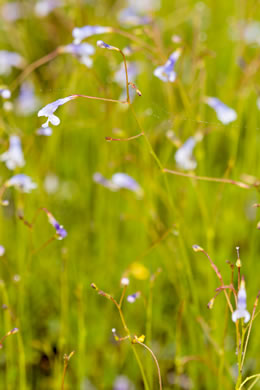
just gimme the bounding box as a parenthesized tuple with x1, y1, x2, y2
(10, 48, 60, 92)
(135, 340, 163, 390)
(163, 168, 250, 189)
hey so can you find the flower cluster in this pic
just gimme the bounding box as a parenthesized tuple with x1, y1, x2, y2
(0, 135, 25, 170)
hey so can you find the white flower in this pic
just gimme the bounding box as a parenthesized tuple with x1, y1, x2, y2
(7, 174, 37, 193)
(257, 97, 260, 110)
(0, 245, 5, 256)
(154, 49, 181, 82)
(111, 173, 143, 195)
(120, 277, 129, 286)
(232, 281, 250, 323)
(128, 0, 161, 13)
(38, 96, 75, 128)
(0, 51, 24, 76)
(175, 137, 197, 170)
(243, 22, 260, 46)
(34, 0, 62, 17)
(118, 8, 151, 26)
(61, 43, 95, 68)
(36, 126, 53, 136)
(0, 135, 25, 170)
(72, 25, 112, 44)
(1, 2, 23, 22)
(205, 97, 237, 124)
(0, 88, 11, 99)
(16, 82, 40, 115)
(127, 292, 140, 303)
(97, 40, 119, 51)
(114, 62, 138, 88)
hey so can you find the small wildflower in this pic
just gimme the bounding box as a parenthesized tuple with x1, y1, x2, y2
(128, 0, 161, 12)
(192, 244, 203, 252)
(257, 97, 260, 110)
(34, 0, 62, 17)
(3, 101, 13, 111)
(1, 2, 23, 22)
(72, 26, 112, 44)
(0, 50, 24, 76)
(175, 137, 197, 170)
(120, 277, 129, 286)
(16, 82, 40, 115)
(232, 279, 250, 323)
(243, 21, 260, 46)
(44, 173, 59, 193)
(113, 375, 135, 390)
(6, 174, 37, 193)
(118, 7, 151, 26)
(38, 96, 75, 128)
(93, 172, 118, 191)
(13, 274, 21, 283)
(36, 127, 53, 136)
(205, 97, 237, 125)
(0, 245, 5, 256)
(43, 208, 67, 240)
(0, 88, 11, 99)
(111, 173, 142, 193)
(133, 334, 145, 343)
(8, 328, 19, 335)
(127, 291, 140, 303)
(114, 62, 139, 88)
(97, 40, 119, 52)
(60, 43, 95, 68)
(154, 49, 181, 82)
(0, 136, 25, 170)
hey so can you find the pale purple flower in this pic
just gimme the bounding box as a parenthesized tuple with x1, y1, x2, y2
(120, 277, 129, 286)
(36, 126, 52, 136)
(0, 135, 25, 170)
(128, 0, 160, 12)
(0, 245, 5, 256)
(34, 0, 62, 17)
(7, 174, 37, 193)
(205, 97, 237, 124)
(0, 88, 11, 99)
(1, 2, 23, 22)
(118, 8, 151, 26)
(243, 22, 260, 46)
(16, 82, 40, 115)
(232, 281, 250, 323)
(94, 172, 143, 196)
(127, 292, 140, 303)
(0, 51, 24, 76)
(257, 97, 260, 110)
(61, 43, 95, 68)
(114, 62, 139, 88)
(111, 173, 142, 194)
(113, 375, 135, 390)
(72, 26, 112, 44)
(44, 208, 67, 240)
(38, 96, 75, 128)
(175, 137, 197, 170)
(97, 40, 119, 51)
(93, 172, 118, 191)
(154, 49, 181, 82)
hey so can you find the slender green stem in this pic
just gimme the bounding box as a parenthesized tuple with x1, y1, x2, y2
(163, 168, 250, 189)
(136, 341, 163, 390)
(239, 374, 260, 390)
(131, 345, 151, 390)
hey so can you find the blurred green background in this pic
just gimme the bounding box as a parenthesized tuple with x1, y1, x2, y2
(0, 0, 260, 389)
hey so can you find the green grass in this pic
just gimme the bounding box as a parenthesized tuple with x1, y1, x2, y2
(0, 0, 260, 389)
